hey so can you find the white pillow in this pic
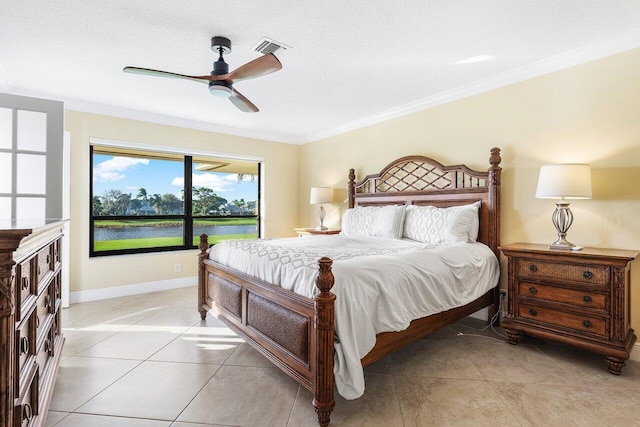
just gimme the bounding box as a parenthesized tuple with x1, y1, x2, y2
(371, 205, 406, 239)
(341, 206, 380, 236)
(449, 201, 481, 242)
(403, 204, 475, 244)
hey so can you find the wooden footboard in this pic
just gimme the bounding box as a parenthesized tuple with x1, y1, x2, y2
(198, 235, 336, 426)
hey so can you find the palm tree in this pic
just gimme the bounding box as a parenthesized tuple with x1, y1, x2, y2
(149, 193, 163, 214)
(137, 188, 148, 201)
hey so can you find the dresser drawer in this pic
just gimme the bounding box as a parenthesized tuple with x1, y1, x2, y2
(14, 368, 39, 427)
(16, 256, 35, 322)
(15, 311, 36, 395)
(53, 271, 62, 302)
(35, 328, 54, 383)
(34, 287, 54, 343)
(518, 303, 607, 337)
(516, 258, 609, 286)
(518, 281, 607, 311)
(53, 238, 61, 266)
(36, 244, 53, 286)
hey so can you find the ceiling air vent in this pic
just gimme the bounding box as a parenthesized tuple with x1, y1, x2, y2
(252, 37, 290, 56)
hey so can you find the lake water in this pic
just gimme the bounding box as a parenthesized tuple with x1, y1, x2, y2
(94, 224, 257, 241)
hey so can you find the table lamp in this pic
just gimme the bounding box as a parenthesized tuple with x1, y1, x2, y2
(535, 164, 592, 250)
(310, 187, 332, 231)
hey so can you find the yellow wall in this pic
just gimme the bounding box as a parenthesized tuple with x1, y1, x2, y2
(299, 48, 640, 331)
(65, 111, 300, 293)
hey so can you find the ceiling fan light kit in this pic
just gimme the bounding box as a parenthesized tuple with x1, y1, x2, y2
(123, 35, 282, 112)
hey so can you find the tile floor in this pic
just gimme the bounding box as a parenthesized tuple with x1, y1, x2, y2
(46, 286, 640, 427)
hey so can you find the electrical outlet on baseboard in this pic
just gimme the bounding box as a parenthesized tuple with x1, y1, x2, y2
(174, 264, 181, 273)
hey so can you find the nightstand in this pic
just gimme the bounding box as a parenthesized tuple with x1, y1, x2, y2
(294, 228, 341, 237)
(500, 243, 639, 375)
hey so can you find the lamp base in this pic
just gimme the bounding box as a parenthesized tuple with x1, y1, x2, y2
(315, 225, 328, 231)
(548, 201, 583, 251)
(548, 243, 575, 251)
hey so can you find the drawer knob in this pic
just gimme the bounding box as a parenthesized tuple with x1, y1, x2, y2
(21, 277, 29, 290)
(583, 271, 593, 279)
(44, 294, 52, 308)
(35, 316, 40, 329)
(44, 338, 52, 353)
(529, 308, 538, 316)
(583, 320, 592, 328)
(529, 264, 538, 273)
(583, 295, 592, 303)
(46, 254, 50, 263)
(38, 265, 41, 275)
(529, 286, 538, 294)
(23, 402, 33, 421)
(20, 336, 29, 355)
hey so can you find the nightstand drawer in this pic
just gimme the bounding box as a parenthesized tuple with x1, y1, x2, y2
(516, 259, 609, 286)
(518, 281, 607, 310)
(518, 303, 606, 337)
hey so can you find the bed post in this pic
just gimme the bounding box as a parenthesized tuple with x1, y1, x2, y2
(198, 234, 209, 321)
(313, 257, 336, 427)
(348, 168, 356, 209)
(487, 147, 502, 324)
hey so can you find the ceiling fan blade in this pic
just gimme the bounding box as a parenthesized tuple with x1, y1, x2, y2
(229, 87, 259, 113)
(225, 53, 282, 83)
(123, 66, 210, 84)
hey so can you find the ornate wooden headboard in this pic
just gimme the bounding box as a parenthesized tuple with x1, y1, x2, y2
(347, 147, 502, 256)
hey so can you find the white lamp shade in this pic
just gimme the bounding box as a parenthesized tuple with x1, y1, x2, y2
(535, 164, 592, 199)
(310, 187, 332, 204)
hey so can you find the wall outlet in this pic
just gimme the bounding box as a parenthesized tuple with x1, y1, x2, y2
(174, 264, 181, 273)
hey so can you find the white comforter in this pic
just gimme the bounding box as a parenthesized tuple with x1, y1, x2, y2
(208, 235, 499, 399)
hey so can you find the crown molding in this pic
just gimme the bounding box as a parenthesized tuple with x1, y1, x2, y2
(302, 29, 640, 144)
(63, 97, 302, 145)
(5, 88, 301, 145)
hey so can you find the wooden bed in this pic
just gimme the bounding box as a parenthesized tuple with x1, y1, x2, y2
(198, 147, 502, 426)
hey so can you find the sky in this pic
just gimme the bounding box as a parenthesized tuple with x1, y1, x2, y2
(92, 154, 258, 202)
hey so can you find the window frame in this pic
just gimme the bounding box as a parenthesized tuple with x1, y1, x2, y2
(89, 144, 261, 257)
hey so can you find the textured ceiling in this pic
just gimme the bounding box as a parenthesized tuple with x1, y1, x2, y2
(1, 1, 640, 144)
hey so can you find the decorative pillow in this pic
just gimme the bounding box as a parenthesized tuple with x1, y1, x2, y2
(403, 204, 475, 244)
(370, 205, 406, 239)
(341, 206, 381, 236)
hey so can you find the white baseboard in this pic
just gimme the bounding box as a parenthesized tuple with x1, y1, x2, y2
(632, 343, 640, 363)
(69, 276, 197, 304)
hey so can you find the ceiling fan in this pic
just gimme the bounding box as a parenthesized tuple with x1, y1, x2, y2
(123, 36, 282, 112)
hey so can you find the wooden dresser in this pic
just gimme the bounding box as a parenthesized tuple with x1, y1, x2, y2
(1, 221, 65, 427)
(500, 243, 638, 374)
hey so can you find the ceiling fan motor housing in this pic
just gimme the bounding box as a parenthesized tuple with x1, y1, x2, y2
(209, 36, 232, 97)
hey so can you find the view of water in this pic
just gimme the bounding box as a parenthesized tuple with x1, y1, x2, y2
(94, 224, 257, 241)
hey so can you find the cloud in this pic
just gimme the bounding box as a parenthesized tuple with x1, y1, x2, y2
(94, 157, 149, 183)
(172, 173, 233, 192)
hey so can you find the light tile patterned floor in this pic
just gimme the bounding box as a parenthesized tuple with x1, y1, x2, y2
(47, 286, 640, 427)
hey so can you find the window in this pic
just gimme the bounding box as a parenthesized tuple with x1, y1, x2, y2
(90, 146, 260, 256)
(0, 94, 64, 222)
